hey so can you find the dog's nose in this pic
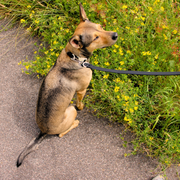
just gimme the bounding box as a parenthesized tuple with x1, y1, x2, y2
(112, 32, 118, 40)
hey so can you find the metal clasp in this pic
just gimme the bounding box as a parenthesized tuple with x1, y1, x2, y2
(81, 60, 88, 67)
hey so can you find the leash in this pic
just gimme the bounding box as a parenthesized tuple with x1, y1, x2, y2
(67, 52, 180, 76)
(82, 62, 180, 76)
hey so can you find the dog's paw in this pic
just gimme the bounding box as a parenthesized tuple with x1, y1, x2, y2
(76, 102, 84, 111)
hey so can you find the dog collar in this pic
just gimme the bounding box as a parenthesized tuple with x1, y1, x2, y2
(67, 52, 88, 66)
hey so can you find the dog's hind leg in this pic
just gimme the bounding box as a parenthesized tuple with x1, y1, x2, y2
(59, 120, 79, 138)
(57, 106, 79, 138)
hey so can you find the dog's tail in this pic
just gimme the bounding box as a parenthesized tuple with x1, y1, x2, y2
(16, 132, 47, 167)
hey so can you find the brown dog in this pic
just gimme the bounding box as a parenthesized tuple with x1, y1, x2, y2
(17, 3, 118, 167)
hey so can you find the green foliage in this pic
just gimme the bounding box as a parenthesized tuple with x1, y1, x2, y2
(1, 0, 180, 165)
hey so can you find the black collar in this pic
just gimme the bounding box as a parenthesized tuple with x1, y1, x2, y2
(67, 51, 88, 66)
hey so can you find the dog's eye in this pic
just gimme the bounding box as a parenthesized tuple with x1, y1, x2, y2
(94, 36, 99, 41)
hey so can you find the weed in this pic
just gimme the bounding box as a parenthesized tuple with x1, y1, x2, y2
(1, 0, 180, 165)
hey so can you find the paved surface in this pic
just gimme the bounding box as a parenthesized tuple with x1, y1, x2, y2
(0, 19, 179, 180)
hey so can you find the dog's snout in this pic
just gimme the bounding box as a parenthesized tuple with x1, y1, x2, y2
(112, 32, 118, 40)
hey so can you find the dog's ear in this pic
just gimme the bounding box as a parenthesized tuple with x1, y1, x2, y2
(79, 3, 88, 22)
(69, 35, 82, 49)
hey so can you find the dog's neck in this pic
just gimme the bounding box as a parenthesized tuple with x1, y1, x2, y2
(65, 42, 91, 63)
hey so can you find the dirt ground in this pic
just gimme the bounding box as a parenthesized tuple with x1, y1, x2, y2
(0, 18, 179, 180)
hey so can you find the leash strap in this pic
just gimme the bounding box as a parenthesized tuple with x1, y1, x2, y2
(83, 62, 180, 76)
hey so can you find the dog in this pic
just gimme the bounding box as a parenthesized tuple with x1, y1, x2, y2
(17, 3, 118, 167)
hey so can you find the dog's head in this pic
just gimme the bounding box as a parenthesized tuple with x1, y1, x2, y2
(66, 3, 118, 58)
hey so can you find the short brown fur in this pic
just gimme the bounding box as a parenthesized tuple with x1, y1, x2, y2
(16, 3, 117, 167)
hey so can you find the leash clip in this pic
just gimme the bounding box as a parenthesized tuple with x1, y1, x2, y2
(81, 60, 88, 68)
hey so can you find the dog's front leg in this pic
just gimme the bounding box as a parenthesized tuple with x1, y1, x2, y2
(76, 89, 86, 110)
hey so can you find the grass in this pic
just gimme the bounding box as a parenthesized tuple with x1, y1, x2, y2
(0, 0, 179, 166)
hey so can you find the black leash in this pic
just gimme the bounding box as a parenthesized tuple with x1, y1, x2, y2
(67, 52, 180, 76)
(82, 62, 180, 76)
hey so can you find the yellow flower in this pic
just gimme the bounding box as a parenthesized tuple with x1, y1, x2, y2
(34, 51, 37, 54)
(94, 61, 98, 65)
(124, 96, 129, 101)
(149, 137, 154, 141)
(148, 7, 154, 12)
(113, 49, 117, 53)
(114, 86, 120, 92)
(56, 53, 59, 57)
(162, 25, 169, 29)
(134, 106, 138, 110)
(119, 48, 124, 55)
(126, 26, 130, 30)
(120, 37, 124, 41)
(124, 116, 131, 122)
(51, 52, 55, 55)
(141, 16, 145, 21)
(160, 7, 164, 11)
(122, 5, 128, 9)
(124, 116, 128, 121)
(25, 65, 29, 70)
(27, 27, 31, 31)
(47, 65, 50, 68)
(155, 54, 159, 59)
(135, 101, 138, 105)
(117, 95, 120, 101)
(163, 34, 168, 40)
(104, 62, 110, 66)
(103, 74, 109, 79)
(135, 29, 139, 33)
(53, 40, 58, 45)
(173, 30, 177, 34)
(27, 5, 31, 8)
(32, 10, 35, 14)
(154, 0, 160, 5)
(114, 44, 119, 48)
(146, 51, 151, 55)
(113, 19, 117, 24)
(120, 61, 124, 65)
(20, 19, 26, 23)
(115, 78, 121, 82)
(142, 52, 147, 56)
(130, 108, 134, 113)
(142, 51, 151, 56)
(127, 50, 131, 54)
(44, 51, 48, 55)
(35, 20, 39, 24)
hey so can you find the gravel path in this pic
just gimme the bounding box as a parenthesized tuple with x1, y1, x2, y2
(0, 19, 179, 180)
